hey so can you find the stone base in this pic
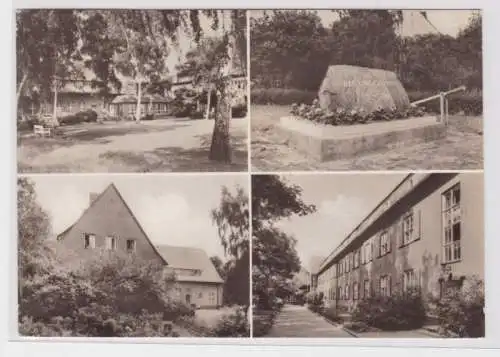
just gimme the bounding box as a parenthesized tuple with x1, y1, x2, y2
(277, 116, 447, 162)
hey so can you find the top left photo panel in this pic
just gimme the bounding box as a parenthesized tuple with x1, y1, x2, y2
(16, 9, 249, 173)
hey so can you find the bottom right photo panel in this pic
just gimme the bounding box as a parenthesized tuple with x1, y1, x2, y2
(252, 172, 484, 338)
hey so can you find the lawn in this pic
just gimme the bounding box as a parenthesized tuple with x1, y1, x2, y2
(194, 307, 240, 328)
(18, 117, 248, 173)
(251, 105, 484, 171)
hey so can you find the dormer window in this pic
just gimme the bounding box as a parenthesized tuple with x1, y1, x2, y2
(84, 233, 96, 249)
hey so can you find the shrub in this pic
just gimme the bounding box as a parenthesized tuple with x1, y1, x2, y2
(434, 276, 485, 337)
(251, 88, 316, 106)
(290, 98, 427, 126)
(232, 104, 247, 118)
(408, 90, 483, 116)
(351, 288, 426, 331)
(18, 117, 42, 132)
(252, 310, 277, 337)
(59, 110, 98, 126)
(141, 113, 155, 121)
(321, 306, 343, 324)
(306, 291, 325, 314)
(211, 308, 250, 337)
(189, 110, 204, 120)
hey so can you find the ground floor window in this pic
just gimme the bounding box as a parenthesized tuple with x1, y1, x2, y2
(380, 275, 391, 297)
(403, 269, 418, 291)
(363, 280, 370, 298)
(345, 284, 349, 300)
(353, 283, 359, 300)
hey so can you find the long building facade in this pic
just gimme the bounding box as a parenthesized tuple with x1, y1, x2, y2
(314, 173, 484, 314)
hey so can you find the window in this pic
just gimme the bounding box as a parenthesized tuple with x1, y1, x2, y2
(346, 254, 351, 272)
(209, 291, 216, 305)
(379, 231, 390, 256)
(126, 239, 136, 252)
(345, 284, 349, 300)
(353, 282, 359, 300)
(403, 269, 418, 291)
(363, 280, 370, 298)
(442, 185, 461, 263)
(105, 236, 117, 250)
(84, 233, 96, 249)
(353, 249, 360, 269)
(380, 275, 391, 297)
(362, 240, 373, 264)
(402, 212, 415, 246)
(198, 292, 203, 298)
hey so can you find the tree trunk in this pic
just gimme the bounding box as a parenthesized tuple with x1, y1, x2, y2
(209, 88, 232, 163)
(16, 73, 28, 118)
(205, 88, 212, 120)
(52, 80, 58, 125)
(135, 81, 142, 122)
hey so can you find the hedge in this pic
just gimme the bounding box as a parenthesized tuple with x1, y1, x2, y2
(251, 88, 316, 106)
(251, 87, 483, 116)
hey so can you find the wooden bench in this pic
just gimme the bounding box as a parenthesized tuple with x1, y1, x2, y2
(33, 124, 52, 137)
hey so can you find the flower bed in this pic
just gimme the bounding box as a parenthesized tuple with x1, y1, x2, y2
(290, 99, 426, 126)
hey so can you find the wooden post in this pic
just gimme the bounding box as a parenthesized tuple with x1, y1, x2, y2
(439, 93, 445, 123)
(445, 96, 449, 125)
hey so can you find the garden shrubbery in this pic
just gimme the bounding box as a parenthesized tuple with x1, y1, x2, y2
(306, 291, 325, 314)
(59, 110, 98, 126)
(251, 88, 316, 106)
(351, 288, 427, 331)
(434, 276, 485, 337)
(290, 98, 427, 126)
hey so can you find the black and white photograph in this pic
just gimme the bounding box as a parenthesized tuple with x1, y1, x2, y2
(17, 174, 250, 337)
(16, 9, 248, 173)
(252, 173, 484, 338)
(250, 10, 483, 171)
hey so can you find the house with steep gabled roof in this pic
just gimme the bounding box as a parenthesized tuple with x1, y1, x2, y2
(56, 183, 224, 308)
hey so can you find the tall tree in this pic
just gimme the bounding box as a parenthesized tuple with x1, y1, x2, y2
(211, 185, 250, 307)
(252, 175, 316, 309)
(79, 10, 173, 122)
(16, 10, 80, 121)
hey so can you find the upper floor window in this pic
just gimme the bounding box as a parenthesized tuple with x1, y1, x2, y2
(126, 239, 136, 252)
(105, 236, 117, 250)
(84, 233, 96, 249)
(442, 184, 461, 263)
(353, 249, 360, 269)
(379, 231, 391, 256)
(353, 282, 359, 300)
(402, 212, 414, 246)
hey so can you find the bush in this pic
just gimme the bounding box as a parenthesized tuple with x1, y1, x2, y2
(59, 110, 98, 126)
(252, 310, 277, 337)
(351, 288, 426, 331)
(408, 90, 483, 116)
(290, 98, 427, 126)
(211, 308, 249, 337)
(321, 306, 344, 324)
(232, 104, 247, 118)
(251, 87, 316, 105)
(306, 291, 324, 314)
(141, 113, 155, 121)
(18, 117, 42, 132)
(189, 110, 204, 120)
(434, 276, 485, 337)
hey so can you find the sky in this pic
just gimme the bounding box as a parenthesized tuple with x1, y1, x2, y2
(250, 10, 475, 37)
(274, 173, 407, 272)
(28, 174, 248, 261)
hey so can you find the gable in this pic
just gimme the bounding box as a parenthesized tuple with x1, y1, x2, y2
(57, 184, 166, 265)
(156, 245, 223, 284)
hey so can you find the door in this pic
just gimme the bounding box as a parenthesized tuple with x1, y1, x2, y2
(185, 294, 191, 304)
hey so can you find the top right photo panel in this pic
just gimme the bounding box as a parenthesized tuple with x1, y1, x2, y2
(250, 10, 483, 172)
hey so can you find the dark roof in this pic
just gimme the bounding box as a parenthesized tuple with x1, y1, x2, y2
(155, 245, 224, 284)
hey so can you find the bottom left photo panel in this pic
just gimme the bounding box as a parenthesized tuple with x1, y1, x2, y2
(16, 174, 250, 338)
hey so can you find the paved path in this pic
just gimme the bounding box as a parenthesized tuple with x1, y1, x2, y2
(266, 305, 354, 338)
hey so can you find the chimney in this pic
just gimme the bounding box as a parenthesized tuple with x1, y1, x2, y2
(89, 192, 99, 206)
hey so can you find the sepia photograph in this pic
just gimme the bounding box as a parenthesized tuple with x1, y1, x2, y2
(250, 10, 483, 171)
(16, 9, 248, 173)
(17, 174, 250, 337)
(252, 173, 484, 338)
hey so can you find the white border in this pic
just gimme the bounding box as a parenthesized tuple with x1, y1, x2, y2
(3, 0, 500, 355)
